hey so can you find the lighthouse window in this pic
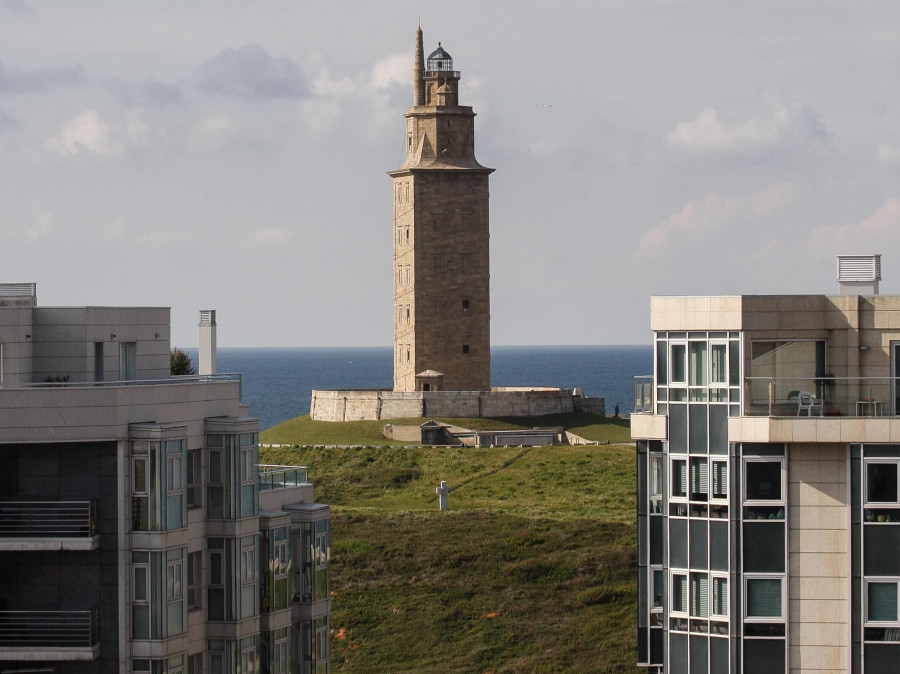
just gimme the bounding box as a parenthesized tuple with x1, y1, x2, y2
(462, 344, 470, 355)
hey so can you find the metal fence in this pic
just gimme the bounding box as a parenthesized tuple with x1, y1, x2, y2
(0, 501, 97, 538)
(0, 608, 99, 648)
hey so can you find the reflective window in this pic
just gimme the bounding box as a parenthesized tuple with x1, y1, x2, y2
(746, 577, 783, 619)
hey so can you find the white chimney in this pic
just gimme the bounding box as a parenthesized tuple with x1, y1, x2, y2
(837, 254, 881, 295)
(198, 310, 217, 375)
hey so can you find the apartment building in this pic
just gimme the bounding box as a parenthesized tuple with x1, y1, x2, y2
(0, 284, 330, 673)
(632, 256, 900, 673)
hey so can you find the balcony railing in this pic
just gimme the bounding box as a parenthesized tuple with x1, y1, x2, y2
(258, 465, 309, 492)
(0, 608, 99, 650)
(0, 501, 97, 538)
(633, 376, 654, 414)
(0, 373, 243, 403)
(745, 377, 897, 417)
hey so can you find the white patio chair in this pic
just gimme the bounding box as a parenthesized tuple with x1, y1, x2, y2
(797, 391, 823, 416)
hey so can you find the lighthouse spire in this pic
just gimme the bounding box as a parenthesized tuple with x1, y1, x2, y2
(413, 26, 425, 106)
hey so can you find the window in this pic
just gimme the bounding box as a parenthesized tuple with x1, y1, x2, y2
(691, 573, 708, 618)
(133, 554, 150, 639)
(241, 543, 256, 586)
(690, 458, 708, 501)
(167, 558, 183, 602)
(689, 342, 707, 386)
(188, 654, 203, 674)
(462, 299, 470, 310)
(867, 580, 900, 623)
(745, 459, 784, 503)
(745, 576, 783, 620)
(651, 568, 664, 611)
(274, 635, 289, 673)
(750, 339, 825, 400)
(671, 459, 687, 499)
(274, 538, 289, 579)
(712, 575, 728, 618)
(188, 551, 202, 610)
(710, 343, 727, 385)
(670, 343, 687, 384)
(867, 462, 899, 503)
(711, 460, 727, 501)
(462, 344, 470, 354)
(650, 455, 663, 512)
(187, 449, 200, 508)
(671, 573, 688, 616)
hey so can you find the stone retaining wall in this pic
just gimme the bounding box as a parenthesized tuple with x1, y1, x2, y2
(310, 388, 605, 422)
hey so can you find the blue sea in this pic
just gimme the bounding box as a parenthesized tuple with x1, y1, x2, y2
(187, 346, 652, 431)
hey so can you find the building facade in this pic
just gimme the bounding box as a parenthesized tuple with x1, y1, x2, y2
(632, 289, 900, 673)
(0, 284, 329, 673)
(388, 28, 494, 393)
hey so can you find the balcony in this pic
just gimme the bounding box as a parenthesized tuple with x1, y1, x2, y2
(258, 465, 309, 492)
(744, 377, 896, 418)
(0, 608, 100, 661)
(0, 501, 98, 551)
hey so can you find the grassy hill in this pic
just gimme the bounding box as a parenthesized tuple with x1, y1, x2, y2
(260, 414, 638, 673)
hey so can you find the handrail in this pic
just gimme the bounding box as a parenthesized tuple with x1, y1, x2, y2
(633, 375, 654, 414)
(258, 465, 309, 491)
(0, 608, 99, 647)
(744, 376, 897, 417)
(0, 500, 97, 537)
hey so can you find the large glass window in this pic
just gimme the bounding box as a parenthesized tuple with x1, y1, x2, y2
(689, 342, 707, 386)
(745, 577, 783, 620)
(671, 573, 688, 616)
(690, 458, 708, 501)
(745, 459, 784, 503)
(868, 462, 899, 504)
(672, 459, 687, 499)
(750, 339, 826, 400)
(690, 573, 708, 618)
(712, 575, 728, 618)
(711, 460, 727, 501)
(868, 581, 900, 623)
(710, 343, 727, 385)
(671, 344, 687, 384)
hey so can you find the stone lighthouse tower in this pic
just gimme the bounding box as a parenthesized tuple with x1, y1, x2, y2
(389, 28, 494, 392)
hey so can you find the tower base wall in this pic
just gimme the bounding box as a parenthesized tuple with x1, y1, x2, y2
(309, 388, 605, 422)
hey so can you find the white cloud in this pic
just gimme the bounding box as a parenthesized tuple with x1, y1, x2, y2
(45, 109, 121, 157)
(876, 142, 900, 167)
(24, 203, 55, 242)
(371, 53, 408, 89)
(187, 112, 240, 152)
(250, 228, 292, 245)
(636, 185, 796, 257)
(807, 198, 900, 250)
(665, 95, 826, 157)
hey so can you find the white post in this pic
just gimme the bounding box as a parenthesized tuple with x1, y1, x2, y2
(436, 480, 452, 511)
(198, 310, 217, 375)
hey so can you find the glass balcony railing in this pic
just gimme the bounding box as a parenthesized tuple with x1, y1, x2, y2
(633, 376, 654, 414)
(258, 465, 309, 491)
(744, 377, 896, 417)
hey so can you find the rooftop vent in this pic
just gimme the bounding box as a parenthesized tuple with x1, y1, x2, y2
(0, 283, 36, 298)
(837, 254, 881, 295)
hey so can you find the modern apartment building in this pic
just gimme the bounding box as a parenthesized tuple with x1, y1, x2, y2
(0, 284, 330, 673)
(632, 256, 900, 673)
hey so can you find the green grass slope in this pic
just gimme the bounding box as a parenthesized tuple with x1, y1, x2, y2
(261, 412, 632, 446)
(261, 418, 638, 673)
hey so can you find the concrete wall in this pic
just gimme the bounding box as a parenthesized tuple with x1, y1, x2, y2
(311, 388, 605, 422)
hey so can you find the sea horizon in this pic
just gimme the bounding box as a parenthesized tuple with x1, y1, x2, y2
(186, 345, 653, 431)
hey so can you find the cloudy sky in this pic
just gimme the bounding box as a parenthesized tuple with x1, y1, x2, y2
(2, 1, 899, 347)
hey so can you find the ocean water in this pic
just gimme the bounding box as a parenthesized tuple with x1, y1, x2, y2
(187, 346, 652, 431)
